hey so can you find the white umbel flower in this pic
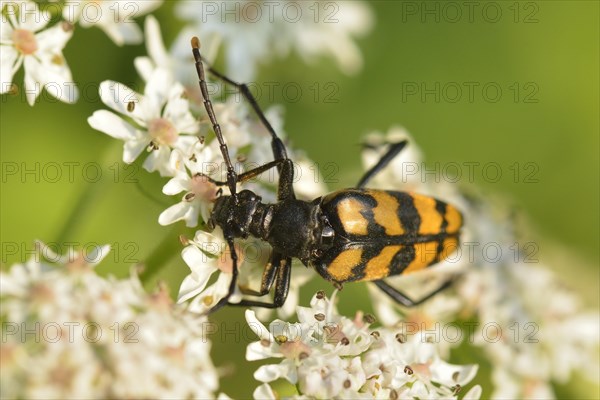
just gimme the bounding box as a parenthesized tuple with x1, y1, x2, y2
(88, 68, 199, 176)
(175, 0, 374, 81)
(0, 241, 224, 399)
(135, 15, 214, 87)
(62, 0, 162, 46)
(158, 143, 218, 227)
(177, 229, 317, 320)
(0, 1, 78, 105)
(177, 229, 234, 305)
(245, 292, 481, 399)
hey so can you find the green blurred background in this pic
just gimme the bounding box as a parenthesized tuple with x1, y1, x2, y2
(1, 1, 598, 398)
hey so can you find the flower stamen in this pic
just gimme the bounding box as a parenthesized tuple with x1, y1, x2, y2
(148, 118, 178, 146)
(12, 29, 38, 55)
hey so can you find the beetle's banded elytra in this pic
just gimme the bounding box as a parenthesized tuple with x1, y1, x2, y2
(320, 237, 459, 283)
(314, 189, 462, 283)
(321, 189, 462, 238)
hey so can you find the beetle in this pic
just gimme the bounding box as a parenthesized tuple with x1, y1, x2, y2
(190, 37, 463, 314)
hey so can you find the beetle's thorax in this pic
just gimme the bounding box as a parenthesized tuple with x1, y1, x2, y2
(209, 190, 333, 264)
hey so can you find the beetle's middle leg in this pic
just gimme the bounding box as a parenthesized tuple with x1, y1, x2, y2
(230, 256, 292, 309)
(373, 278, 454, 308)
(238, 252, 281, 297)
(356, 140, 408, 188)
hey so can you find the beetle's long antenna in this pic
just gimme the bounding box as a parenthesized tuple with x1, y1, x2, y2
(191, 37, 237, 196)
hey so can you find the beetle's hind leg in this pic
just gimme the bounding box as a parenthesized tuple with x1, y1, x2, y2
(356, 140, 408, 188)
(373, 278, 454, 307)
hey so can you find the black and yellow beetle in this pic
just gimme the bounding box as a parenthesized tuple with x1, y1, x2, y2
(190, 37, 462, 314)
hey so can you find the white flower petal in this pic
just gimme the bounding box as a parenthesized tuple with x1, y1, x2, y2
(98, 80, 145, 121)
(181, 245, 218, 276)
(254, 363, 293, 383)
(158, 202, 195, 227)
(187, 272, 231, 313)
(22, 2, 50, 32)
(165, 97, 198, 134)
(162, 176, 190, 196)
(145, 68, 173, 111)
(431, 360, 479, 387)
(142, 146, 172, 176)
(463, 384, 482, 400)
(0, 46, 19, 92)
(122, 138, 148, 164)
(134, 56, 155, 82)
(192, 230, 226, 255)
(144, 15, 170, 69)
(42, 74, 78, 103)
(84, 244, 112, 267)
(34, 240, 61, 262)
(100, 20, 143, 46)
(88, 110, 138, 141)
(177, 273, 211, 304)
(35, 23, 72, 52)
(23, 56, 42, 105)
(252, 383, 276, 400)
(172, 135, 200, 155)
(132, 0, 162, 15)
(0, 12, 14, 41)
(246, 341, 280, 362)
(245, 310, 273, 342)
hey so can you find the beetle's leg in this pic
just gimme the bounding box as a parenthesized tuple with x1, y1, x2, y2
(356, 140, 408, 188)
(238, 252, 281, 296)
(373, 278, 454, 308)
(206, 236, 240, 315)
(230, 257, 292, 309)
(238, 159, 286, 185)
(198, 158, 295, 200)
(196, 159, 289, 190)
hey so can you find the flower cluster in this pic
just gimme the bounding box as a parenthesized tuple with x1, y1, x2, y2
(61, 0, 162, 46)
(246, 291, 482, 399)
(1, 1, 77, 105)
(175, 0, 374, 81)
(0, 0, 161, 105)
(0, 241, 223, 399)
(2, 0, 373, 105)
(458, 206, 600, 398)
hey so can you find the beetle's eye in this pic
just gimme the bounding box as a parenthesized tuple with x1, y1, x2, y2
(237, 189, 258, 202)
(321, 226, 335, 245)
